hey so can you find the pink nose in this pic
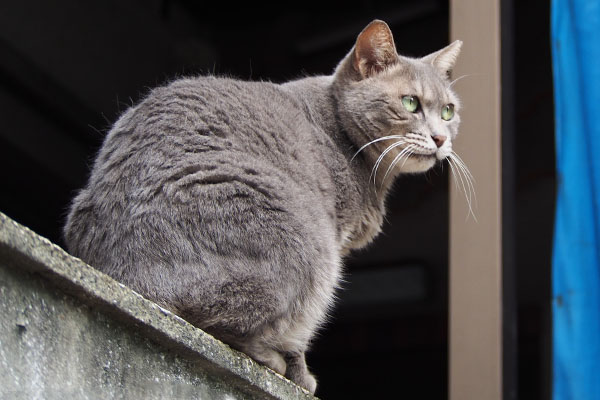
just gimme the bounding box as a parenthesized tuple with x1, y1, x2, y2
(433, 135, 447, 148)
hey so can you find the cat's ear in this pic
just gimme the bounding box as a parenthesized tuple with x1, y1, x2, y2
(352, 20, 398, 79)
(421, 40, 463, 79)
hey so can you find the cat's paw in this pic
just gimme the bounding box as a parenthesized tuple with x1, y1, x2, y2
(300, 372, 317, 395)
(284, 351, 317, 394)
(251, 349, 287, 376)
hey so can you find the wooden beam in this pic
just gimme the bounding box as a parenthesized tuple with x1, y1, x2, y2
(449, 0, 503, 399)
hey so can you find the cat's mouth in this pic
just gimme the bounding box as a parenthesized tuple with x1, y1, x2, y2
(410, 152, 436, 160)
(408, 150, 437, 160)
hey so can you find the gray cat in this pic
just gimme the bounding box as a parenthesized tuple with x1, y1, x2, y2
(64, 20, 464, 393)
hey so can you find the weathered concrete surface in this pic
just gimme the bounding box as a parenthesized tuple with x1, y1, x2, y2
(0, 212, 317, 400)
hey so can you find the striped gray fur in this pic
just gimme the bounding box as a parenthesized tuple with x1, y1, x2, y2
(64, 20, 464, 393)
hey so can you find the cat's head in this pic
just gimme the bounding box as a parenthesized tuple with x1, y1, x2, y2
(333, 20, 462, 180)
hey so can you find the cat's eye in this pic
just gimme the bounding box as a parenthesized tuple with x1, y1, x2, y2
(401, 96, 419, 113)
(441, 104, 455, 121)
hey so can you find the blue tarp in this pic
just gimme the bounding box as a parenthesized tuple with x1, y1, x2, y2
(552, 0, 600, 398)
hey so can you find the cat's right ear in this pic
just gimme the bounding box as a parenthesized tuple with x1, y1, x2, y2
(421, 40, 463, 80)
(352, 20, 398, 79)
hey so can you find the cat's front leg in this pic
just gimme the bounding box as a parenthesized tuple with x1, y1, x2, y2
(239, 340, 287, 376)
(284, 352, 317, 394)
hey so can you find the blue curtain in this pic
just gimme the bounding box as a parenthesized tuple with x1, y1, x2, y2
(552, 0, 600, 398)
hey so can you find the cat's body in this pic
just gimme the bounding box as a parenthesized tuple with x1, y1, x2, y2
(64, 21, 463, 393)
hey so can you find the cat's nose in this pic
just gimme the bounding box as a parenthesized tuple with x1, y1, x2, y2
(432, 135, 447, 148)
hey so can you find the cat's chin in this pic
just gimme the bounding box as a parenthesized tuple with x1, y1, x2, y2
(398, 154, 437, 173)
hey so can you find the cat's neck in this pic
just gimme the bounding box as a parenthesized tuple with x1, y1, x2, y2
(280, 76, 338, 135)
(281, 75, 393, 193)
(281, 75, 388, 252)
(281, 76, 361, 163)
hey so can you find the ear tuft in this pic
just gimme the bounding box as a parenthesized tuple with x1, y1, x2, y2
(422, 40, 463, 79)
(353, 20, 398, 79)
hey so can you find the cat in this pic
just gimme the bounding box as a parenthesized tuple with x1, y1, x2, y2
(64, 20, 463, 394)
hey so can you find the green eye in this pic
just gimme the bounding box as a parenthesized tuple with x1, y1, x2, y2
(401, 96, 419, 113)
(441, 104, 455, 121)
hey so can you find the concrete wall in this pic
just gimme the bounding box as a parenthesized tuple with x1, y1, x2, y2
(0, 212, 316, 400)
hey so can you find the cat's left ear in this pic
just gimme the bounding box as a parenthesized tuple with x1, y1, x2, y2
(422, 40, 463, 79)
(353, 20, 398, 79)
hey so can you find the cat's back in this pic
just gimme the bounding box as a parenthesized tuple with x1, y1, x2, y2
(94, 76, 319, 177)
(64, 75, 337, 272)
(134, 76, 305, 143)
(79, 76, 314, 196)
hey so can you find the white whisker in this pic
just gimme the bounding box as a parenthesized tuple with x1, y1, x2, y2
(450, 152, 476, 183)
(370, 140, 406, 186)
(448, 156, 473, 220)
(448, 74, 471, 89)
(448, 152, 477, 221)
(447, 158, 461, 191)
(451, 154, 476, 210)
(381, 144, 415, 186)
(351, 135, 405, 161)
(448, 155, 469, 202)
